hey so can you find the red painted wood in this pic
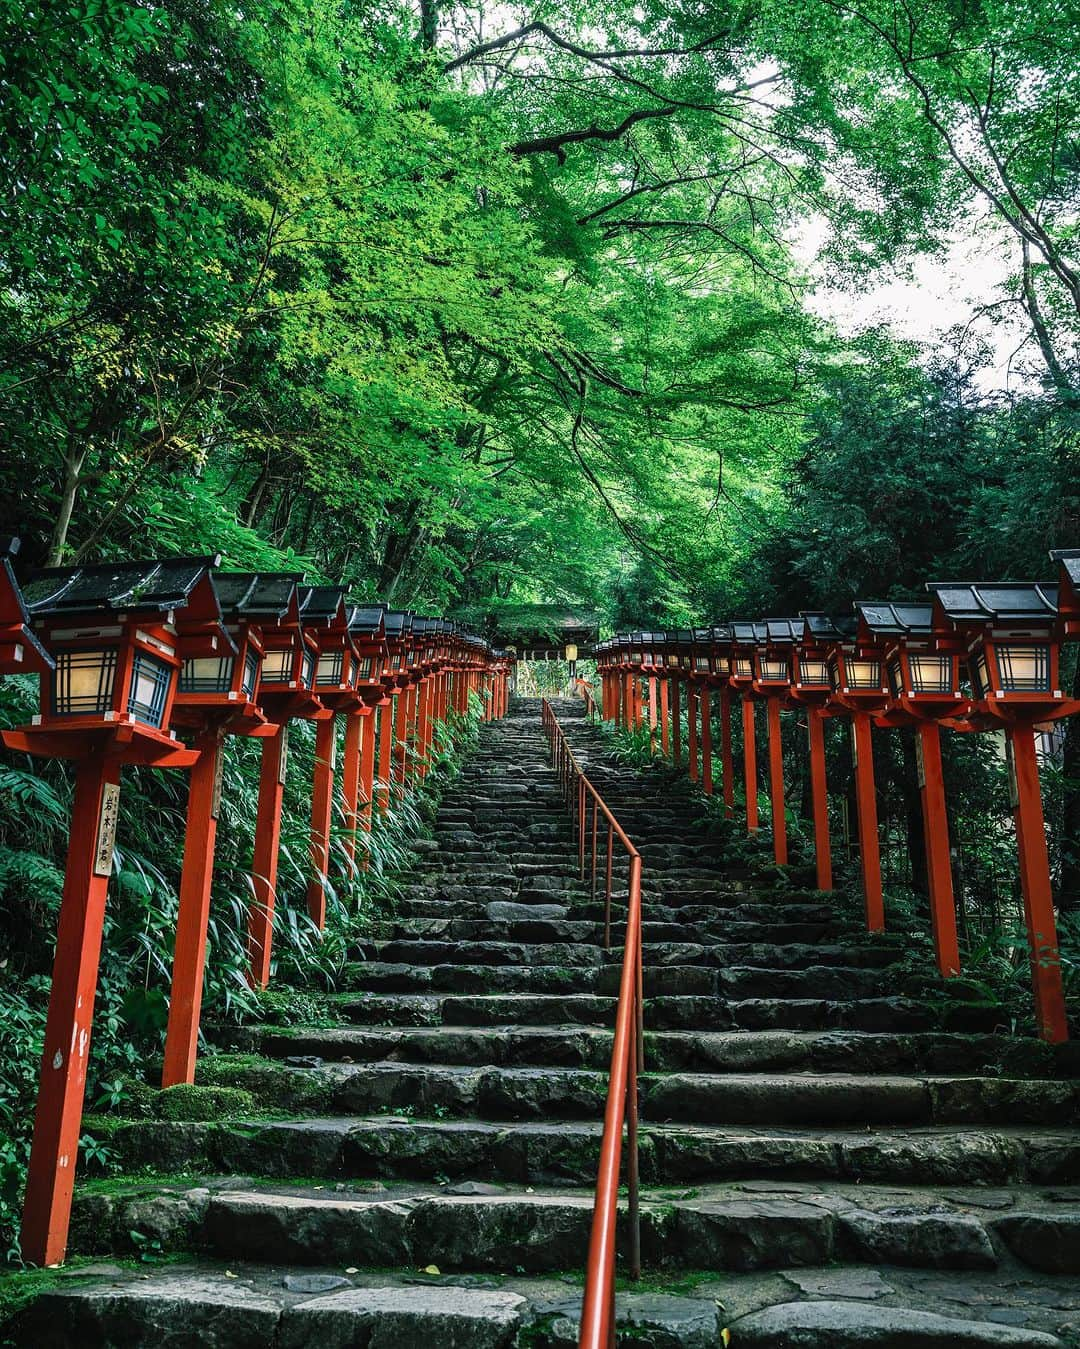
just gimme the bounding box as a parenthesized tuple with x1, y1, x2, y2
(808, 707, 832, 891)
(851, 711, 885, 932)
(659, 678, 670, 756)
(917, 722, 960, 977)
(341, 712, 363, 864)
(719, 686, 735, 818)
(247, 726, 287, 988)
(767, 695, 787, 865)
(359, 710, 376, 839)
(648, 677, 657, 755)
(1009, 723, 1068, 1042)
(162, 731, 223, 1088)
(416, 677, 431, 776)
(742, 695, 759, 832)
(687, 685, 699, 782)
(305, 713, 336, 929)
(672, 678, 681, 764)
(377, 698, 394, 811)
(701, 689, 713, 795)
(393, 685, 411, 794)
(21, 753, 121, 1267)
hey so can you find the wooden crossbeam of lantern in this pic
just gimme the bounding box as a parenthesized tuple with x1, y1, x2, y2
(854, 600, 966, 977)
(927, 578, 1076, 1043)
(2, 555, 227, 1268)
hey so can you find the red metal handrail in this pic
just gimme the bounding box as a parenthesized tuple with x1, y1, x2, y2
(539, 698, 643, 1348)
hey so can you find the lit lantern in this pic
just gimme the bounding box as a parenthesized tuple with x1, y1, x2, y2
(928, 579, 1075, 1042)
(2, 556, 223, 1269)
(0, 537, 53, 677)
(729, 622, 762, 688)
(752, 619, 799, 866)
(855, 600, 965, 978)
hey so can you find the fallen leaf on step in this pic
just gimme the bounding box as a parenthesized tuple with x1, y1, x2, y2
(422, 1264, 441, 1275)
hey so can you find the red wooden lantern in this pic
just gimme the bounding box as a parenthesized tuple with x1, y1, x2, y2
(855, 601, 965, 977)
(161, 571, 287, 1092)
(928, 580, 1076, 1042)
(791, 618, 839, 893)
(806, 611, 887, 932)
(341, 604, 388, 857)
(3, 557, 222, 1268)
(297, 586, 352, 932)
(729, 622, 766, 831)
(231, 573, 324, 989)
(752, 619, 800, 866)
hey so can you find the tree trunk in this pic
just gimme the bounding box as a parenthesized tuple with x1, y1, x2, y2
(46, 442, 88, 567)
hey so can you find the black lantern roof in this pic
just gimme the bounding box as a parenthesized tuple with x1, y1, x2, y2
(764, 618, 801, 644)
(801, 613, 857, 643)
(347, 604, 386, 637)
(214, 573, 303, 622)
(23, 556, 221, 617)
(711, 625, 732, 643)
(854, 602, 933, 638)
(730, 621, 767, 644)
(297, 585, 347, 624)
(925, 582, 1058, 623)
(383, 611, 408, 639)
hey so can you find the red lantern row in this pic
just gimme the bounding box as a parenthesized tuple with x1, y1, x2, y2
(0, 542, 514, 1267)
(595, 552, 1080, 1049)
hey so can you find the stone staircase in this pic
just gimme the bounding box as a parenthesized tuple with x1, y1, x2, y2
(13, 697, 1080, 1347)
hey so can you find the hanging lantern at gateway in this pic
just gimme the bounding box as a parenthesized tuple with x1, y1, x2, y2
(2, 556, 225, 1270)
(927, 578, 1076, 1043)
(854, 600, 966, 979)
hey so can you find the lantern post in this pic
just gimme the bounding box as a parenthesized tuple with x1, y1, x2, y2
(928, 579, 1077, 1042)
(3, 557, 221, 1267)
(752, 619, 800, 866)
(340, 606, 388, 865)
(790, 619, 836, 892)
(729, 623, 764, 832)
(378, 612, 408, 808)
(654, 636, 671, 755)
(163, 570, 286, 1089)
(245, 576, 324, 988)
(671, 631, 692, 764)
(812, 612, 889, 932)
(855, 601, 967, 978)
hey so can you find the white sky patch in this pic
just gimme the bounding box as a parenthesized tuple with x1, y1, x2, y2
(794, 215, 1040, 392)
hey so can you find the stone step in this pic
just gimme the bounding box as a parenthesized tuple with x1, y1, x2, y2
(96, 1114, 1080, 1188)
(228, 1026, 1080, 1079)
(325, 991, 1005, 1034)
(68, 1180, 1080, 1277)
(188, 1058, 1080, 1127)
